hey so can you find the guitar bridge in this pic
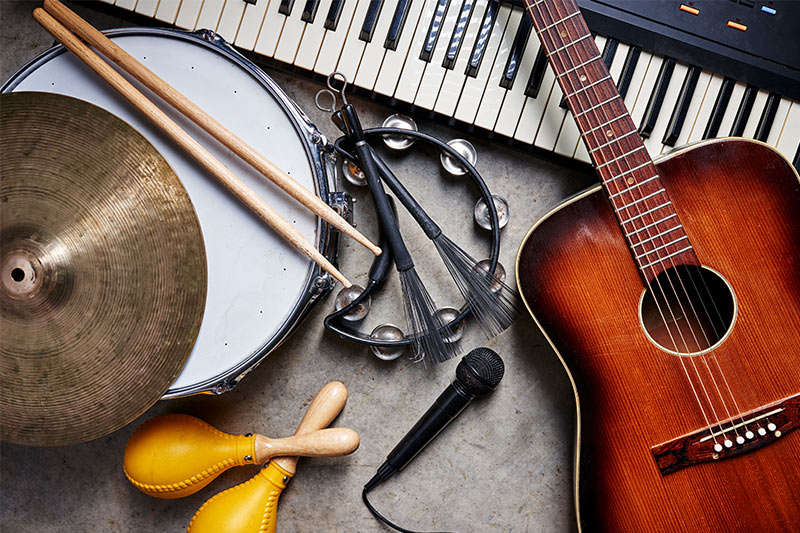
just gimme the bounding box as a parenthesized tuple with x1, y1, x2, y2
(651, 393, 800, 475)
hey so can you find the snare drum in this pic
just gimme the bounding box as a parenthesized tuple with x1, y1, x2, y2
(2, 28, 338, 398)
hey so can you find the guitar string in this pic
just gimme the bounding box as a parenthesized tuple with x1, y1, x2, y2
(536, 0, 751, 440)
(528, 0, 734, 443)
(541, 0, 749, 441)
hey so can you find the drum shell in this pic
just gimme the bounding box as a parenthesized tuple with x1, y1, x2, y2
(2, 27, 342, 398)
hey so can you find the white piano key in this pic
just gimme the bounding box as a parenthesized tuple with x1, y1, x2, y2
(175, 0, 203, 29)
(314, 0, 361, 75)
(553, 35, 606, 157)
(454, 4, 512, 124)
(195, 0, 226, 31)
(433, 0, 488, 117)
(775, 101, 800, 162)
(115, 0, 137, 10)
(495, 21, 545, 138)
(628, 55, 664, 131)
(413, 2, 462, 110)
(534, 83, 568, 150)
(716, 81, 746, 139)
(641, 62, 686, 155)
(765, 98, 792, 148)
(235, 0, 270, 51)
(392, 1, 440, 102)
(274, 7, 309, 63)
(374, 0, 427, 97)
(687, 74, 723, 144)
(255, 0, 289, 59)
(513, 67, 555, 144)
(741, 89, 769, 140)
(295, 0, 335, 70)
(669, 70, 712, 149)
(217, 0, 248, 42)
(608, 42, 629, 83)
(154, 0, 181, 23)
(355, 0, 403, 91)
(473, 8, 522, 130)
(133, 0, 159, 17)
(336, 0, 374, 81)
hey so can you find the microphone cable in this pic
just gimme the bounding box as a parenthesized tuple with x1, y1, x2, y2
(362, 482, 453, 533)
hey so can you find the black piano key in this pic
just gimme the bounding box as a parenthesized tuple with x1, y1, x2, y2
(244, 0, 257, 4)
(755, 93, 781, 142)
(560, 37, 617, 108)
(420, 0, 451, 62)
(730, 84, 757, 137)
(384, 0, 412, 50)
(301, 0, 320, 22)
(500, 16, 532, 90)
(703, 77, 735, 139)
(524, 48, 548, 98)
(278, 0, 296, 16)
(443, 0, 477, 69)
(639, 57, 676, 138)
(793, 143, 800, 172)
(617, 45, 641, 100)
(360, 0, 385, 42)
(662, 65, 701, 146)
(466, 0, 499, 77)
(325, 0, 346, 30)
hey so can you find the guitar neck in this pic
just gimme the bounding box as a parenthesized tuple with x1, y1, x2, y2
(524, 0, 699, 280)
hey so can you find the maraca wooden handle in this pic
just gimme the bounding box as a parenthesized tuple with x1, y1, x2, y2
(272, 381, 349, 473)
(253, 428, 359, 463)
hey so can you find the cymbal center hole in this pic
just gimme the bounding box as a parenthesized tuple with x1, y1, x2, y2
(11, 268, 25, 282)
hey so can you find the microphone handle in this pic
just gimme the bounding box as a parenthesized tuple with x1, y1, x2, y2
(386, 381, 473, 474)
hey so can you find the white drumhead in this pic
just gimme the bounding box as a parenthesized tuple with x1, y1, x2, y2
(6, 30, 321, 395)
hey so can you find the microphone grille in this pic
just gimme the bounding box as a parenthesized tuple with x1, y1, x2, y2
(456, 347, 505, 396)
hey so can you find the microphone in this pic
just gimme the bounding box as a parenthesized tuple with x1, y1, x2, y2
(364, 347, 504, 491)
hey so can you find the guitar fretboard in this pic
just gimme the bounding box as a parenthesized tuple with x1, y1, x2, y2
(524, 0, 699, 280)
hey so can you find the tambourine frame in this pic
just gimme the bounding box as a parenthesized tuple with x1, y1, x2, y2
(325, 127, 502, 350)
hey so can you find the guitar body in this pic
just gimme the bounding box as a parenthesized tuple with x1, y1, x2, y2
(516, 138, 800, 532)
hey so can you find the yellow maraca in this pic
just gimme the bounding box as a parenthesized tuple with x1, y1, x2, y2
(124, 384, 357, 499)
(187, 381, 354, 533)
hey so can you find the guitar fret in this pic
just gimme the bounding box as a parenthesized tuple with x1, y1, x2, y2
(608, 173, 659, 194)
(621, 201, 672, 223)
(596, 145, 646, 169)
(556, 56, 602, 78)
(568, 74, 612, 100)
(635, 235, 689, 259)
(586, 114, 628, 135)
(625, 213, 678, 237)
(638, 245, 693, 269)
(613, 189, 666, 212)
(575, 95, 622, 118)
(531, 10, 580, 31)
(546, 34, 592, 57)
(632, 224, 683, 247)
(589, 129, 638, 153)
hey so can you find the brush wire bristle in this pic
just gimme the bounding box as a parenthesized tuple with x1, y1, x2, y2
(433, 235, 521, 338)
(398, 269, 459, 366)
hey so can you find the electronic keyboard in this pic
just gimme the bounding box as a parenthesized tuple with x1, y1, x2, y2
(92, 0, 800, 169)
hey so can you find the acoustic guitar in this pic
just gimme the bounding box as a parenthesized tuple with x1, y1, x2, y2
(515, 0, 800, 530)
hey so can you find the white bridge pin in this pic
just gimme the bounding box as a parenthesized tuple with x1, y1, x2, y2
(724, 439, 733, 448)
(767, 422, 777, 432)
(736, 436, 745, 445)
(758, 427, 767, 436)
(713, 443, 723, 453)
(746, 430, 754, 439)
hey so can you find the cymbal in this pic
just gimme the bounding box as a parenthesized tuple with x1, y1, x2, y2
(0, 92, 207, 446)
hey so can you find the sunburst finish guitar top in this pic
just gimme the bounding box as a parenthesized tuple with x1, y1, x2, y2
(514, 0, 800, 530)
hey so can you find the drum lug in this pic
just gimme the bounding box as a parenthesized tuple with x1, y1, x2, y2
(310, 273, 336, 296)
(327, 191, 355, 224)
(192, 29, 226, 47)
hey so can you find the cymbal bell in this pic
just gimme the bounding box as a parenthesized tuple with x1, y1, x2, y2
(0, 92, 207, 446)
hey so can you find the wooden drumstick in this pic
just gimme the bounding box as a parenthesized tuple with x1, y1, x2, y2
(32, 8, 353, 288)
(42, 0, 381, 257)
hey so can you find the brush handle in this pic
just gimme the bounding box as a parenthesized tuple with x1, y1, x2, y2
(369, 148, 442, 240)
(253, 428, 359, 463)
(340, 105, 414, 272)
(368, 195, 397, 282)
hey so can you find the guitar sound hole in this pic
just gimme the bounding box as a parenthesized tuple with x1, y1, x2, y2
(639, 265, 736, 356)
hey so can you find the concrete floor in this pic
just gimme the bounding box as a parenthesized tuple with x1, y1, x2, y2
(0, 1, 596, 531)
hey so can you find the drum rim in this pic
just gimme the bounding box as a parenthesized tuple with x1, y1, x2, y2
(2, 27, 336, 399)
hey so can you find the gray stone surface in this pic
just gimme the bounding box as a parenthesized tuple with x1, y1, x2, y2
(0, 2, 595, 531)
